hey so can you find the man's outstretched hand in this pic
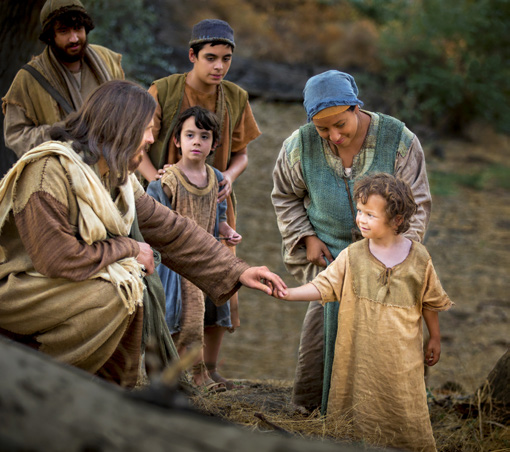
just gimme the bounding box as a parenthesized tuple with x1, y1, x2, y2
(239, 266, 287, 297)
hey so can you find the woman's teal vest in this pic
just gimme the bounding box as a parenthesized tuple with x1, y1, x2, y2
(298, 112, 406, 413)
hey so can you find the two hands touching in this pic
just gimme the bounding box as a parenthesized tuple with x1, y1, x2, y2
(237, 235, 329, 300)
(238, 266, 288, 298)
(135, 241, 289, 298)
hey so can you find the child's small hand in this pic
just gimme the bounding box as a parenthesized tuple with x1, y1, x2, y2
(425, 337, 441, 366)
(226, 232, 242, 246)
(218, 222, 242, 246)
(271, 286, 288, 299)
(155, 164, 173, 179)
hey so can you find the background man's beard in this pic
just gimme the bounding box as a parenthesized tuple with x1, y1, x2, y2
(50, 39, 88, 63)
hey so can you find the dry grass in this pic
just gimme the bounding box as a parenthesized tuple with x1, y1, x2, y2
(190, 380, 510, 451)
(191, 379, 354, 442)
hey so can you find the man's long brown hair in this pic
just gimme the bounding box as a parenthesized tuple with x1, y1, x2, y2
(50, 80, 156, 188)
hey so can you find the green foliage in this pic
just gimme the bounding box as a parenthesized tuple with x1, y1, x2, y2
(349, 0, 410, 24)
(375, 0, 510, 133)
(86, 0, 174, 86)
(429, 164, 510, 196)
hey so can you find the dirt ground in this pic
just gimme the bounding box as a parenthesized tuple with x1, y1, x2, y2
(206, 100, 510, 450)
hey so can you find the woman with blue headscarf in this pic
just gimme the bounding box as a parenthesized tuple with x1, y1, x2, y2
(271, 70, 432, 414)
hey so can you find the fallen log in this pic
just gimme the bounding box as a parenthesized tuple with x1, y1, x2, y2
(0, 336, 384, 452)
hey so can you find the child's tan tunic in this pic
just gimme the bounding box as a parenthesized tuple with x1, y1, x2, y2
(311, 239, 452, 452)
(160, 165, 218, 348)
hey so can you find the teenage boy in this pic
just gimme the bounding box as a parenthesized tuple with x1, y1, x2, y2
(139, 19, 261, 389)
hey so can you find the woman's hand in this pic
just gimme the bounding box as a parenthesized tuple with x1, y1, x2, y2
(304, 235, 334, 267)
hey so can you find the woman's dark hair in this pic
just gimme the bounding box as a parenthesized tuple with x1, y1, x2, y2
(50, 80, 156, 188)
(40, 10, 95, 44)
(174, 106, 221, 150)
(354, 173, 417, 234)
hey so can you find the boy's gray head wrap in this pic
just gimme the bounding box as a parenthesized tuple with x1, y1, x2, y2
(189, 19, 235, 49)
(303, 70, 364, 122)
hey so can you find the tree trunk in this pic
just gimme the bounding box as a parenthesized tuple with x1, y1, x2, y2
(0, 0, 45, 176)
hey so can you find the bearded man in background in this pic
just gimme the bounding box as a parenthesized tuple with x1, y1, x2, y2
(2, 0, 124, 159)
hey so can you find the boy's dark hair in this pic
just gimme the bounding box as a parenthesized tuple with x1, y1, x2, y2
(174, 106, 221, 149)
(190, 41, 234, 58)
(40, 10, 95, 44)
(354, 173, 417, 235)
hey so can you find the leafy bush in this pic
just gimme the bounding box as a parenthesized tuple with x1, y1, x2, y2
(375, 0, 510, 133)
(86, 0, 174, 86)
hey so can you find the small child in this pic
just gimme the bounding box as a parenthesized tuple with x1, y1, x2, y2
(147, 106, 241, 392)
(273, 173, 452, 452)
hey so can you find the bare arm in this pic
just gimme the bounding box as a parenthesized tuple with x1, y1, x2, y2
(273, 282, 320, 302)
(218, 147, 248, 203)
(423, 309, 441, 366)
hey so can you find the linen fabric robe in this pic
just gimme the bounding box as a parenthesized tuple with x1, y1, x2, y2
(0, 154, 248, 386)
(311, 239, 452, 451)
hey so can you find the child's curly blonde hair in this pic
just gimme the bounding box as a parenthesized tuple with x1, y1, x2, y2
(354, 173, 417, 234)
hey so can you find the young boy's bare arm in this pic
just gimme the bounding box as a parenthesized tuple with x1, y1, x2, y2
(423, 309, 441, 366)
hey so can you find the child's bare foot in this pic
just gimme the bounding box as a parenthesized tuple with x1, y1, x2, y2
(205, 363, 244, 390)
(191, 362, 226, 393)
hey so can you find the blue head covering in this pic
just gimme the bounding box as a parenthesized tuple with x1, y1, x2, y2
(303, 70, 364, 122)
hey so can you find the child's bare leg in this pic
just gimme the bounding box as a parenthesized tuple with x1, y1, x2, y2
(176, 281, 226, 392)
(204, 326, 236, 389)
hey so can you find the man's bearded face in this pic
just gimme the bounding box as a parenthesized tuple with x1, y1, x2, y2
(51, 21, 88, 63)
